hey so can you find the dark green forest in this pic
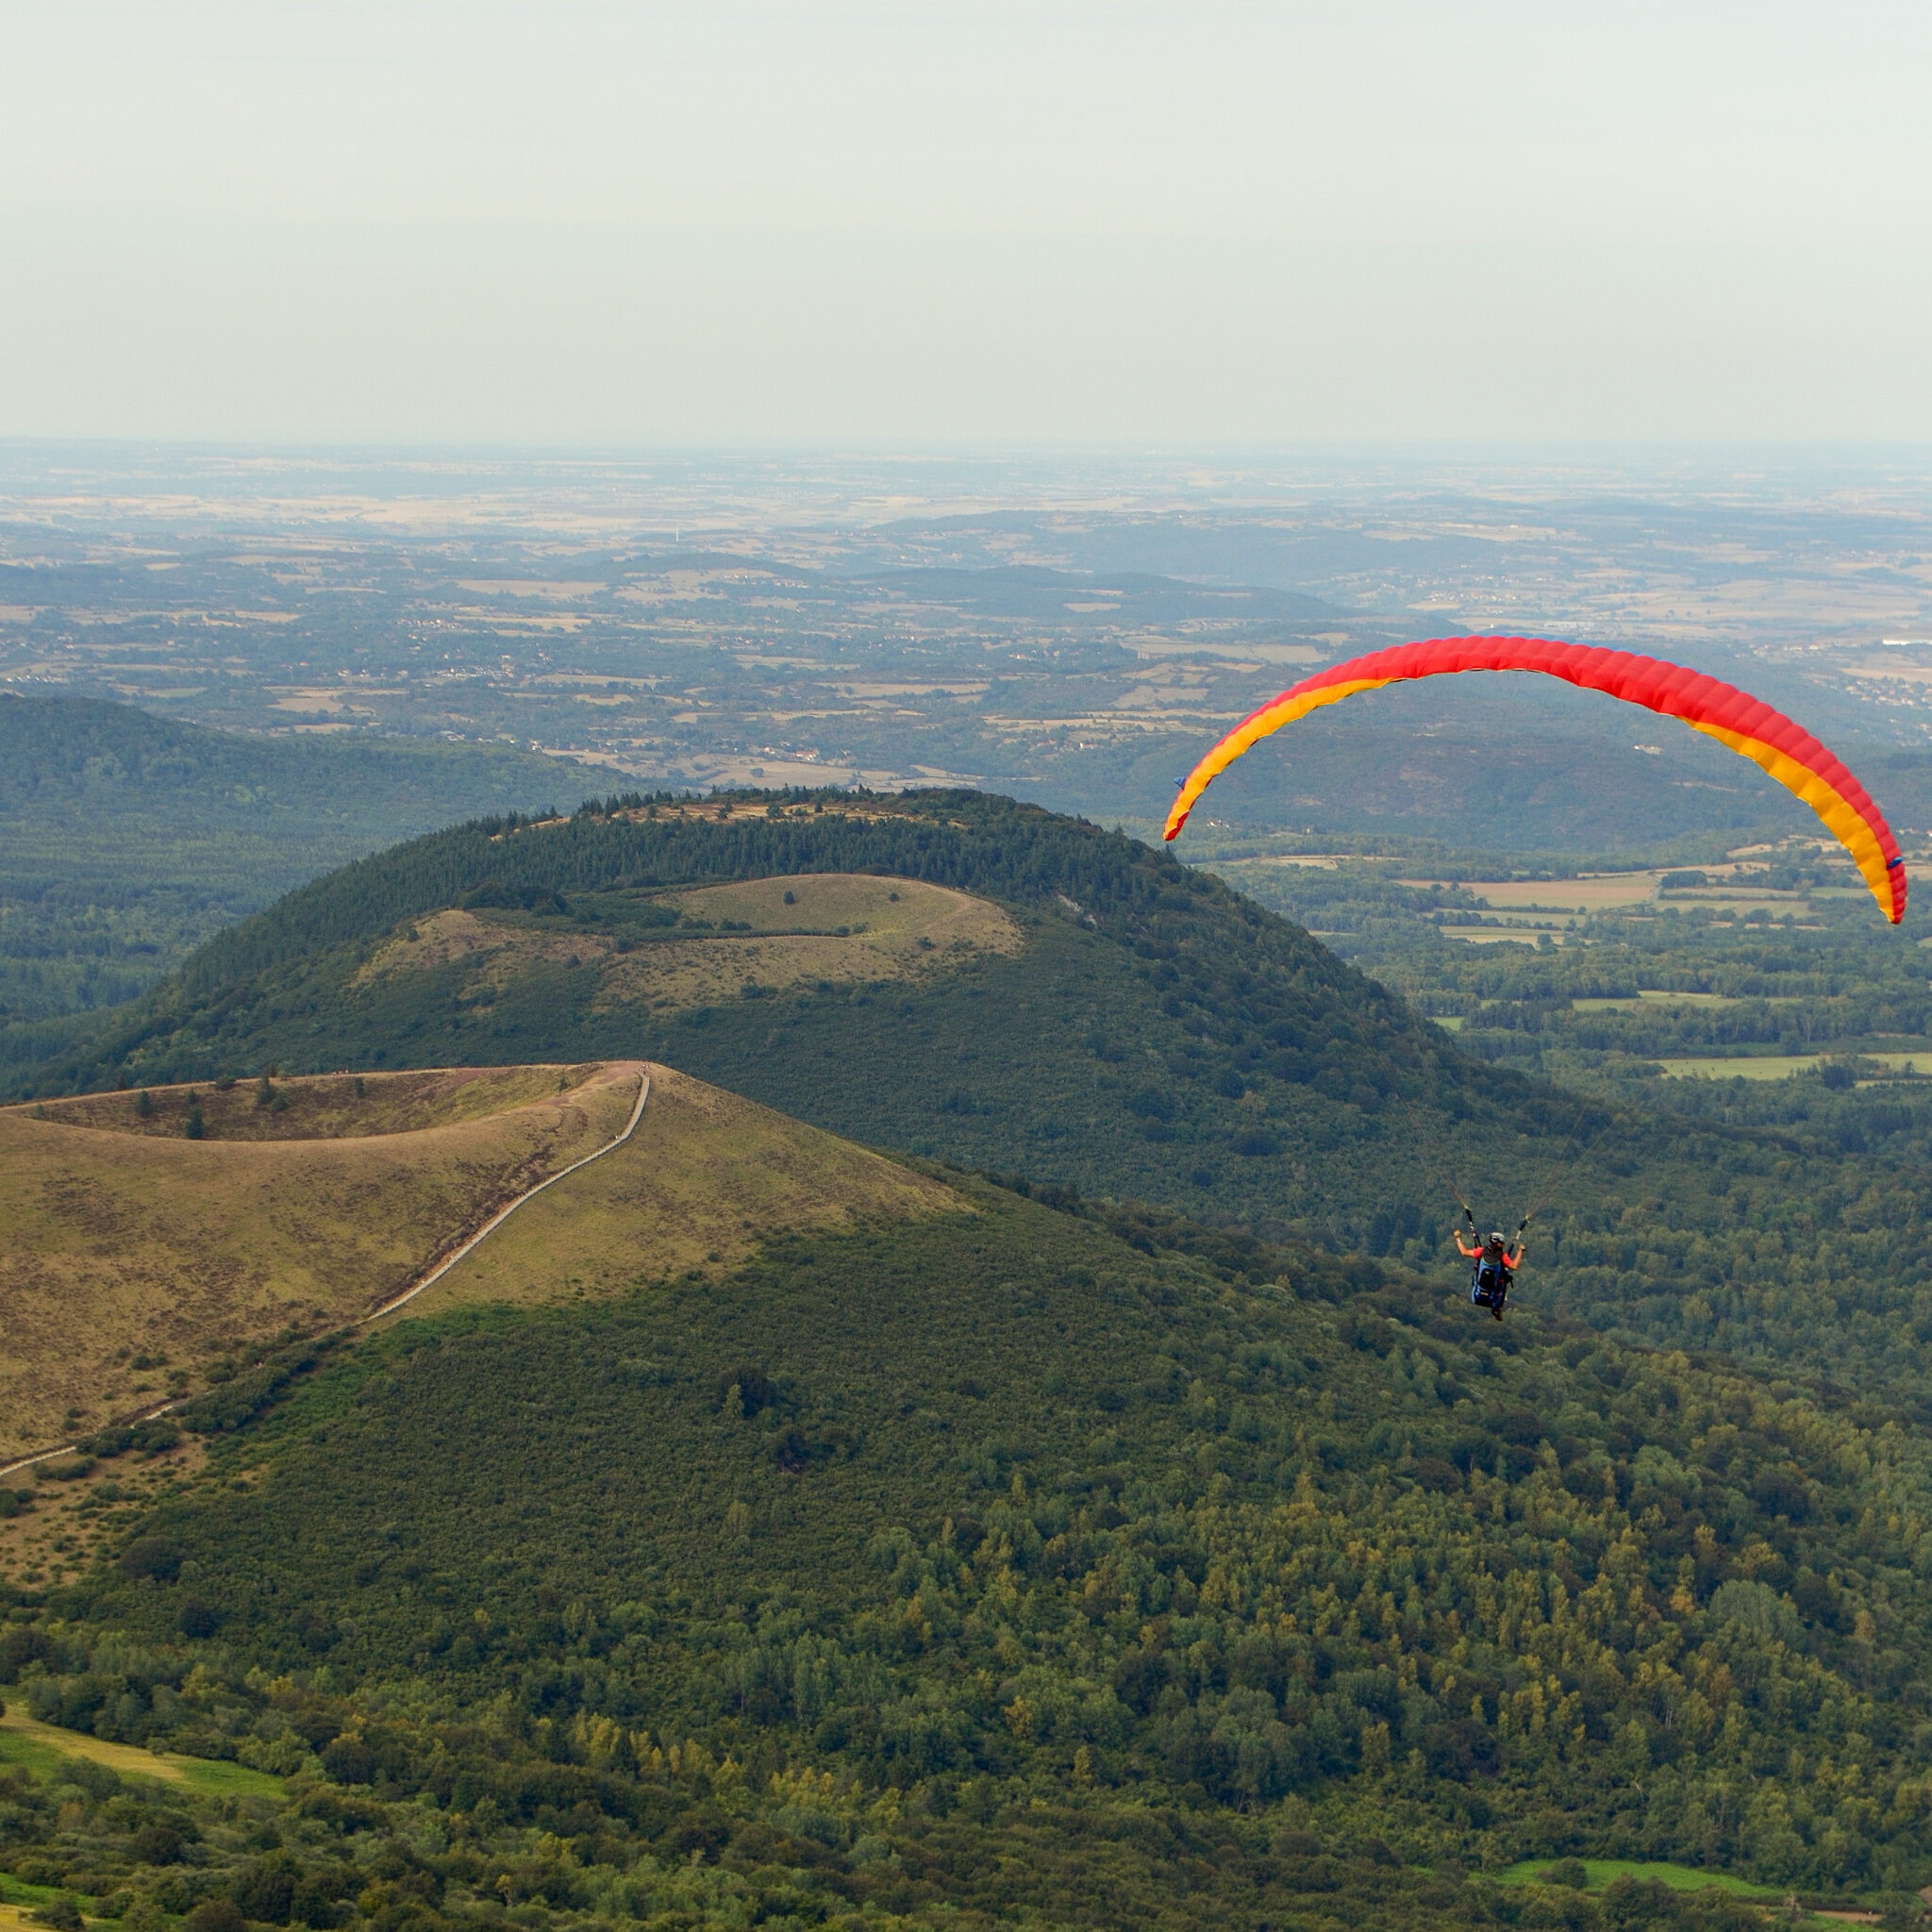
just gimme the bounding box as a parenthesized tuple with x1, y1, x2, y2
(0, 694, 565, 1075)
(11, 1183, 1932, 1926)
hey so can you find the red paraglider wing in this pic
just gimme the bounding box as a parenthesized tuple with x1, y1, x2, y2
(1163, 635, 1907, 924)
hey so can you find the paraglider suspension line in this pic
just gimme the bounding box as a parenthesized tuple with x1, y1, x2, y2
(1518, 1091, 1597, 1231)
(1393, 1072, 1477, 1225)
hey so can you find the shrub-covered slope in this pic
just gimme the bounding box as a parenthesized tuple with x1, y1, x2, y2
(7, 1186, 1932, 1924)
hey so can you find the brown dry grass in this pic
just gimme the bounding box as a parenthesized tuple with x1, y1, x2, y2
(358, 872, 1024, 1016)
(39, 1063, 587, 1141)
(391, 1063, 962, 1319)
(1398, 874, 1666, 910)
(0, 1064, 642, 1462)
(1, 1054, 961, 1511)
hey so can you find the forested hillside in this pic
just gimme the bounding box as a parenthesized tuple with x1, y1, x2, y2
(19, 791, 1513, 1239)
(5, 1183, 1931, 1924)
(0, 693, 566, 1074)
(28, 790, 1932, 1407)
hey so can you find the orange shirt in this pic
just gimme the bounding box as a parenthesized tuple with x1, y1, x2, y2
(1457, 1238, 1521, 1270)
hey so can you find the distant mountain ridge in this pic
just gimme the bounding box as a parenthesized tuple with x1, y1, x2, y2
(0, 691, 571, 1073)
(0, 691, 563, 833)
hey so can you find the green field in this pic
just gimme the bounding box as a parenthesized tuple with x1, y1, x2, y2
(0, 1690, 284, 1800)
(1656, 1048, 1932, 1080)
(1494, 1857, 1784, 1896)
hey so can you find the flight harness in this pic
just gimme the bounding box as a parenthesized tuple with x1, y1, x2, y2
(1466, 1208, 1526, 1313)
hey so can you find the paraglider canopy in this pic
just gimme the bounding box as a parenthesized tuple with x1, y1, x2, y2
(1164, 634, 1907, 924)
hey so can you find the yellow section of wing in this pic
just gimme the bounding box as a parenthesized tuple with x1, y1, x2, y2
(1686, 720, 1894, 920)
(1163, 678, 1389, 840)
(1164, 675, 1899, 924)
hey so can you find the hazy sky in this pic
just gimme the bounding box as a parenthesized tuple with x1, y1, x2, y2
(4, 1, 1929, 445)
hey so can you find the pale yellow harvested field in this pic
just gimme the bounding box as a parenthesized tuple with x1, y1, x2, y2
(0, 1064, 641, 1460)
(1844, 659, 1932, 685)
(397, 1064, 964, 1319)
(269, 688, 375, 715)
(456, 579, 606, 600)
(360, 873, 1024, 1016)
(1403, 873, 1666, 909)
(1402, 866, 1802, 916)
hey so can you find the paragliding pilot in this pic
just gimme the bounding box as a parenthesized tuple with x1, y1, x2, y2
(1455, 1215, 1524, 1320)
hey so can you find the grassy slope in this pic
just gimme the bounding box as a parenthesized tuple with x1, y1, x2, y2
(1, 1059, 958, 1584)
(1493, 1857, 1784, 1897)
(13, 1186, 1932, 1923)
(0, 1064, 643, 1461)
(0, 1691, 284, 1801)
(397, 1063, 960, 1319)
(33, 1063, 595, 1141)
(350, 873, 1025, 1020)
